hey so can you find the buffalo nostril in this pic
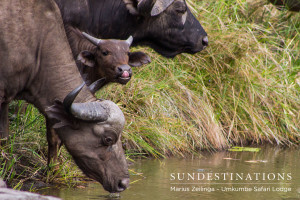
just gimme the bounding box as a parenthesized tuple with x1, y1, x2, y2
(202, 36, 208, 47)
(118, 178, 130, 191)
(118, 67, 123, 72)
(119, 65, 131, 72)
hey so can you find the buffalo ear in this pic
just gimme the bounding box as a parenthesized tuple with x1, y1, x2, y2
(45, 100, 77, 129)
(129, 51, 151, 67)
(77, 51, 96, 67)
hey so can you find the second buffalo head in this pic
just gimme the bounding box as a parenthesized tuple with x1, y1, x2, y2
(123, 0, 208, 58)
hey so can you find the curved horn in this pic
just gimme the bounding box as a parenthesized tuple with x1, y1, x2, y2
(63, 82, 109, 122)
(70, 101, 109, 122)
(63, 82, 85, 112)
(151, 0, 175, 16)
(88, 78, 107, 94)
(82, 32, 102, 46)
(126, 36, 133, 46)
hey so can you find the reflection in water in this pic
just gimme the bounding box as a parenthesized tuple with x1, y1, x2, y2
(39, 146, 300, 200)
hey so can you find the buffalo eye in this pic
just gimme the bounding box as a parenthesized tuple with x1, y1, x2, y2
(102, 51, 109, 56)
(173, 1, 187, 14)
(176, 7, 186, 14)
(103, 137, 113, 146)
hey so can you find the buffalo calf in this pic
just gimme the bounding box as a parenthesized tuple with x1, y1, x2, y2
(66, 26, 151, 92)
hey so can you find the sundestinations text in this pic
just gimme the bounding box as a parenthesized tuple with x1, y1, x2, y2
(170, 172, 292, 181)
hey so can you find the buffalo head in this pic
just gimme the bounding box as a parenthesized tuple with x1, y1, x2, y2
(123, 0, 208, 58)
(77, 32, 151, 86)
(46, 83, 129, 193)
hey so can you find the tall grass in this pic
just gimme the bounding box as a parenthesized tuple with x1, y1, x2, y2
(99, 0, 300, 155)
(1, 0, 299, 188)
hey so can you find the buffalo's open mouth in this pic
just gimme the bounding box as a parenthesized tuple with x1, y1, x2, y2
(117, 71, 131, 84)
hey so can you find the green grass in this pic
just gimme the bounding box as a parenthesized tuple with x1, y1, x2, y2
(1, 102, 83, 189)
(1, 0, 299, 188)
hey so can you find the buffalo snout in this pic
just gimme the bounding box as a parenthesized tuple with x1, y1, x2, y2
(117, 64, 132, 84)
(190, 35, 208, 53)
(117, 177, 130, 192)
(201, 36, 209, 49)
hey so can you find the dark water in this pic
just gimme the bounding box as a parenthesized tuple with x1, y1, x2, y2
(40, 146, 300, 200)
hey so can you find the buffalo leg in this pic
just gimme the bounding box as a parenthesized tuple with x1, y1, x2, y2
(0, 103, 9, 143)
(46, 119, 62, 166)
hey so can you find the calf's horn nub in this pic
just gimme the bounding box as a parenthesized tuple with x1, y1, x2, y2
(82, 32, 102, 46)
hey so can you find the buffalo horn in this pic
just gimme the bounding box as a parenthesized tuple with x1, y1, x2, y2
(151, 0, 175, 16)
(63, 82, 85, 112)
(63, 83, 109, 122)
(70, 102, 109, 122)
(126, 36, 133, 46)
(88, 78, 107, 94)
(82, 32, 102, 46)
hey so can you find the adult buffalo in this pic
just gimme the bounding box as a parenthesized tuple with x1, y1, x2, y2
(0, 0, 129, 193)
(54, 0, 208, 58)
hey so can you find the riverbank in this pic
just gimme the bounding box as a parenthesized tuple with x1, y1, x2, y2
(1, 0, 299, 189)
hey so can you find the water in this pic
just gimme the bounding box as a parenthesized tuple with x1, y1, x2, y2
(40, 146, 300, 200)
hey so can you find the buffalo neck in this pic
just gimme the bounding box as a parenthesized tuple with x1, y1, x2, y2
(23, 60, 96, 116)
(20, 25, 96, 116)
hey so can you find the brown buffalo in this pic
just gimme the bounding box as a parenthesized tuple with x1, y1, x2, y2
(0, 0, 129, 193)
(65, 26, 151, 90)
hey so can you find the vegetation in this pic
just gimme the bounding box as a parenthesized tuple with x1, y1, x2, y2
(115, 0, 300, 155)
(1, 0, 299, 189)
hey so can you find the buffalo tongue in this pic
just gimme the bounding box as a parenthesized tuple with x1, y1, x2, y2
(121, 71, 130, 78)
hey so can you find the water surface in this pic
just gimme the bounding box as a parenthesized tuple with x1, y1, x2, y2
(40, 146, 300, 200)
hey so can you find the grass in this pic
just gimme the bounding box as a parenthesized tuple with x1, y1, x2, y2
(1, 0, 299, 189)
(1, 102, 84, 189)
(104, 0, 300, 155)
